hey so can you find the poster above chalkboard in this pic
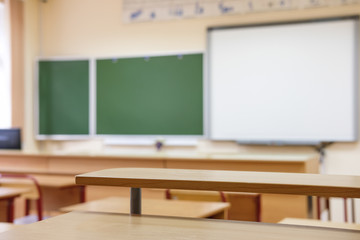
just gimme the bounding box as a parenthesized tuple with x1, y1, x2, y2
(122, 0, 359, 23)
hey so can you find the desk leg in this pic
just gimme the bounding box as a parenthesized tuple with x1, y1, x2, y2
(307, 196, 313, 219)
(6, 198, 15, 223)
(130, 188, 141, 215)
(79, 186, 86, 203)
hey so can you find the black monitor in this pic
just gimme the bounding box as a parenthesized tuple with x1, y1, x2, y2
(0, 128, 21, 150)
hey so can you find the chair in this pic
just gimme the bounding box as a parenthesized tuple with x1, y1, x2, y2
(0, 173, 43, 221)
(317, 197, 356, 223)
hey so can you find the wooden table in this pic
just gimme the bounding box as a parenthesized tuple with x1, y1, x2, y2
(0, 211, 359, 240)
(76, 168, 360, 215)
(0, 174, 85, 217)
(28, 174, 85, 205)
(60, 196, 230, 219)
(0, 187, 29, 222)
(0, 174, 77, 188)
(279, 218, 360, 231)
(0, 223, 15, 233)
(76, 168, 360, 197)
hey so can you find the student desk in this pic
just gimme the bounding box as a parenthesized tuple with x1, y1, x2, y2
(76, 168, 360, 217)
(0, 152, 318, 222)
(279, 218, 360, 231)
(0, 222, 15, 233)
(0, 187, 30, 222)
(60, 196, 230, 219)
(1, 211, 359, 240)
(76, 168, 360, 198)
(32, 174, 85, 214)
(0, 174, 85, 217)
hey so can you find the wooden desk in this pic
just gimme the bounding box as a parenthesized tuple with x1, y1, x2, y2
(279, 218, 360, 231)
(76, 168, 360, 198)
(0, 174, 76, 188)
(1, 212, 359, 240)
(0, 187, 29, 222)
(31, 174, 85, 214)
(60, 196, 230, 219)
(0, 187, 27, 200)
(76, 168, 360, 217)
(0, 174, 85, 217)
(0, 223, 15, 233)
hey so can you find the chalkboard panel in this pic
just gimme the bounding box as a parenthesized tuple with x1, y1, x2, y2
(96, 54, 203, 135)
(38, 60, 89, 135)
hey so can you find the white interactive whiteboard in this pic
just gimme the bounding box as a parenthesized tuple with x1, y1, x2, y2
(208, 17, 358, 144)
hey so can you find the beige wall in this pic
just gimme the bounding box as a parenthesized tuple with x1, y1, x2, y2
(32, 0, 360, 162)
(26, 0, 360, 159)
(10, 0, 24, 132)
(24, 0, 39, 152)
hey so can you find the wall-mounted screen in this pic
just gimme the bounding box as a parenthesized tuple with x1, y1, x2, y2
(0, 128, 21, 149)
(208, 17, 358, 144)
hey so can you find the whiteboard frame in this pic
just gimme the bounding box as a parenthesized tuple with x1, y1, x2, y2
(207, 16, 359, 145)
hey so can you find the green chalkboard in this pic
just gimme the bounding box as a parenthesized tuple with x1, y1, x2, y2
(38, 60, 89, 135)
(96, 54, 203, 135)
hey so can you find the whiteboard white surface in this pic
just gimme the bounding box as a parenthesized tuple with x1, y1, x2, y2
(208, 18, 358, 143)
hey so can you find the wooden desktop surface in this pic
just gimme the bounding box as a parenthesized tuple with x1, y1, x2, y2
(0, 223, 15, 234)
(60, 196, 230, 219)
(1, 211, 359, 240)
(0, 187, 29, 200)
(279, 218, 360, 231)
(76, 168, 360, 198)
(0, 174, 76, 188)
(0, 187, 30, 222)
(1, 175, 83, 217)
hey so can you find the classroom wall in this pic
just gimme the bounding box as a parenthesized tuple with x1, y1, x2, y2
(24, 0, 39, 152)
(10, 0, 24, 131)
(23, 0, 360, 222)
